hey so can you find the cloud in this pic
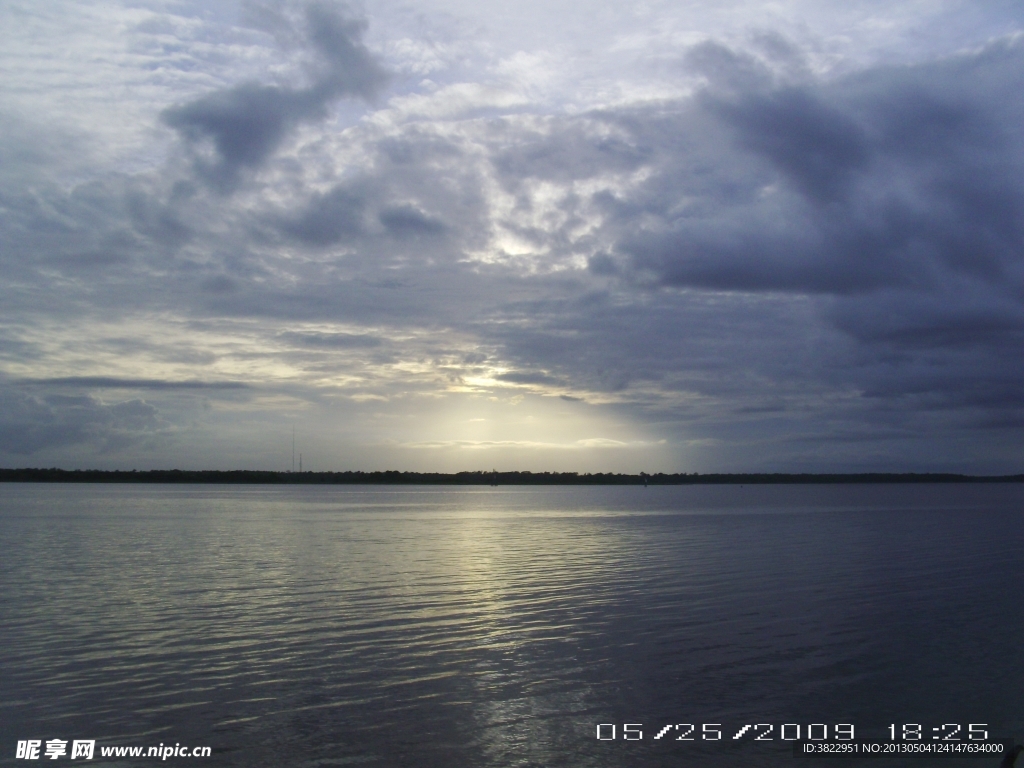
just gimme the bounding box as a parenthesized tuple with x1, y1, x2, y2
(396, 438, 660, 451)
(610, 38, 1024, 301)
(494, 371, 562, 386)
(379, 204, 446, 237)
(278, 180, 370, 244)
(491, 118, 650, 188)
(162, 1, 389, 189)
(575, 438, 661, 449)
(277, 331, 383, 348)
(0, 390, 168, 455)
(443, 36, 1024, 458)
(3, 1, 1024, 472)
(19, 377, 251, 390)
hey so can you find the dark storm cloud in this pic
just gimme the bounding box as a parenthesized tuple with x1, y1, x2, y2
(163, 84, 317, 184)
(472, 37, 1024, 439)
(712, 88, 870, 204)
(607, 38, 1024, 300)
(828, 291, 1024, 350)
(162, 1, 389, 188)
(270, 138, 479, 257)
(478, 287, 817, 400)
(0, 389, 167, 455)
(379, 204, 446, 238)
(279, 181, 370, 244)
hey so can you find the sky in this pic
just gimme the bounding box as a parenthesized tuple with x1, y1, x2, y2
(2, 0, 1023, 474)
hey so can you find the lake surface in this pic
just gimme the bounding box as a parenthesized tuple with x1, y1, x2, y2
(2, 483, 1023, 767)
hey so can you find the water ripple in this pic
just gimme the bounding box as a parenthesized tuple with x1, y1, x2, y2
(2, 483, 1024, 767)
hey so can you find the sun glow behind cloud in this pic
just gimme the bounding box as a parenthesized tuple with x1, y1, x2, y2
(2, 0, 1023, 472)
(385, 392, 672, 470)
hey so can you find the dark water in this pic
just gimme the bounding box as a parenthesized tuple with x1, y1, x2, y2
(2, 483, 1023, 767)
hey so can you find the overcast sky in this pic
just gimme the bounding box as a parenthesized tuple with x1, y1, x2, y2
(2, 0, 1023, 473)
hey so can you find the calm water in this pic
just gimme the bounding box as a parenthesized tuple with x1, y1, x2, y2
(2, 483, 1023, 767)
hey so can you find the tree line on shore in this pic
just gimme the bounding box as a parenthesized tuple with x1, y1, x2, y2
(2, 468, 1022, 484)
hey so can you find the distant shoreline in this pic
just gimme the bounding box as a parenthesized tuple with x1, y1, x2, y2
(2, 468, 1023, 485)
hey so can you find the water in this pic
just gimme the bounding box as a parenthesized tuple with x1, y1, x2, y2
(2, 483, 1022, 767)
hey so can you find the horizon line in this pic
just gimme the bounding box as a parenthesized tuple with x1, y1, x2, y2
(2, 468, 1023, 485)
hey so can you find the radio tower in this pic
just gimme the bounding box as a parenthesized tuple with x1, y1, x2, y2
(291, 425, 295, 473)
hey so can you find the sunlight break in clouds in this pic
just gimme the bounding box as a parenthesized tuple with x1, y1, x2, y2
(1, 0, 1023, 472)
